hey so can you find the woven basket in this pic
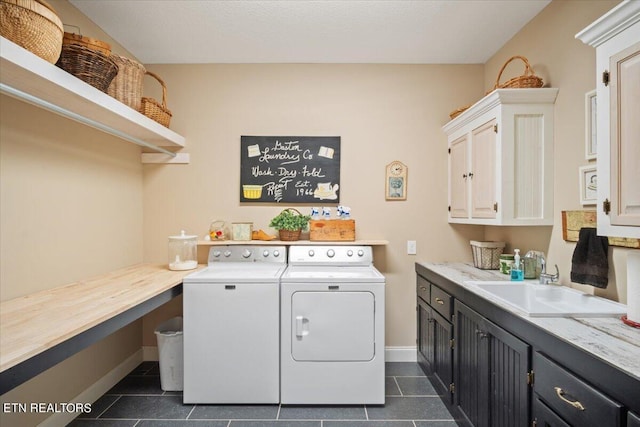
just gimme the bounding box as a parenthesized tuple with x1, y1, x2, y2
(62, 26, 111, 56)
(449, 105, 470, 120)
(139, 71, 172, 127)
(55, 44, 118, 92)
(0, 0, 63, 63)
(279, 229, 302, 241)
(494, 55, 543, 90)
(107, 54, 146, 111)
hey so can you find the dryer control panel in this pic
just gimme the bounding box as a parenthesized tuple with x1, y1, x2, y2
(288, 245, 373, 266)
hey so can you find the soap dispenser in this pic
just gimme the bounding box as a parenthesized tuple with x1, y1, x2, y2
(511, 249, 524, 281)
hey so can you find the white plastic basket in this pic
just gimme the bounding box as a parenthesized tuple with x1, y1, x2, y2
(470, 241, 506, 270)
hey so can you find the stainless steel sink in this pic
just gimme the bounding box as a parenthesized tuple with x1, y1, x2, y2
(465, 281, 627, 317)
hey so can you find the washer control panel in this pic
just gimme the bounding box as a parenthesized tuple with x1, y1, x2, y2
(208, 246, 287, 264)
(289, 245, 373, 266)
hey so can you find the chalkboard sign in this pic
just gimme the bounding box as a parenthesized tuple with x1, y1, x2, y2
(240, 136, 341, 203)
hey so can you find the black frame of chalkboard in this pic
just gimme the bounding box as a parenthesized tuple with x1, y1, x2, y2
(240, 136, 341, 203)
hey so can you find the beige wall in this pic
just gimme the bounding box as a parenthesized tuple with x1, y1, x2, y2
(0, 1, 144, 424)
(141, 63, 486, 347)
(482, 0, 632, 303)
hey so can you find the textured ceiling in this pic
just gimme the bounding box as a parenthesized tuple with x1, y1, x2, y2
(70, 0, 551, 64)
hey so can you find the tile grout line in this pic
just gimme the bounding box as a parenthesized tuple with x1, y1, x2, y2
(186, 403, 197, 420)
(393, 376, 404, 396)
(94, 394, 122, 419)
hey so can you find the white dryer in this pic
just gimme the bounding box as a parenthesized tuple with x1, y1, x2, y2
(280, 245, 385, 405)
(183, 245, 287, 404)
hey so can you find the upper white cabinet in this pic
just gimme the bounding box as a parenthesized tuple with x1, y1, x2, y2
(0, 37, 188, 163)
(577, 1, 640, 239)
(443, 88, 558, 226)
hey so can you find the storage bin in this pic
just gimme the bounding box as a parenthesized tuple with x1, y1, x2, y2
(470, 240, 505, 270)
(155, 316, 183, 391)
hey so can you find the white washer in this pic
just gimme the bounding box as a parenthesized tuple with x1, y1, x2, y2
(183, 245, 287, 404)
(280, 245, 385, 405)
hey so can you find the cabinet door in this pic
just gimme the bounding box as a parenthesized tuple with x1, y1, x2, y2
(471, 120, 497, 219)
(449, 134, 469, 218)
(454, 301, 490, 427)
(432, 309, 453, 404)
(417, 297, 434, 373)
(609, 41, 640, 228)
(485, 317, 531, 427)
(454, 301, 531, 427)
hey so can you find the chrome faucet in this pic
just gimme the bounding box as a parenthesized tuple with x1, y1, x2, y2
(539, 259, 560, 284)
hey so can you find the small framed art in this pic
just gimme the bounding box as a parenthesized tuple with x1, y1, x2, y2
(385, 161, 407, 200)
(579, 165, 597, 206)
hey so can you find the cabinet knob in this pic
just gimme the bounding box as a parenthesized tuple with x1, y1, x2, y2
(475, 329, 489, 339)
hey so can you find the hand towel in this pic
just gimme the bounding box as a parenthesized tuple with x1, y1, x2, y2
(570, 227, 609, 288)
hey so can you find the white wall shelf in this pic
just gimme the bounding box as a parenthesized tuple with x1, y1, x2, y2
(198, 239, 389, 246)
(0, 37, 187, 162)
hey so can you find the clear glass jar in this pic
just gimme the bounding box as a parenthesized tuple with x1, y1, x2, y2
(168, 230, 197, 271)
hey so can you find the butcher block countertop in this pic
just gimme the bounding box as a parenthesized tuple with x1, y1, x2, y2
(0, 264, 203, 379)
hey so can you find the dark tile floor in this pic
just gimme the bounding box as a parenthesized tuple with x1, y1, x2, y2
(68, 362, 456, 426)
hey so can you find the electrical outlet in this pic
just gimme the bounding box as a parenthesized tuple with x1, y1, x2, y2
(407, 240, 417, 255)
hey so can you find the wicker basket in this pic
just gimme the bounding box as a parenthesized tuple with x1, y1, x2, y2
(0, 0, 63, 63)
(139, 71, 172, 127)
(62, 26, 111, 56)
(279, 229, 302, 241)
(470, 241, 506, 270)
(494, 55, 544, 90)
(55, 44, 118, 92)
(449, 105, 470, 120)
(107, 54, 146, 111)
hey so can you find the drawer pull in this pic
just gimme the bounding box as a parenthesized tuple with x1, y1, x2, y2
(554, 387, 585, 411)
(435, 297, 445, 305)
(420, 286, 427, 291)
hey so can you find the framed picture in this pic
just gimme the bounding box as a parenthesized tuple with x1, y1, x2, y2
(385, 161, 407, 200)
(585, 90, 597, 160)
(579, 165, 597, 206)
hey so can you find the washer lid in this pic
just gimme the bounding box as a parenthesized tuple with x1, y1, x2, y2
(281, 265, 385, 283)
(184, 263, 286, 283)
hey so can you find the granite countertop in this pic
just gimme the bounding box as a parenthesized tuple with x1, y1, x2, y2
(417, 262, 640, 382)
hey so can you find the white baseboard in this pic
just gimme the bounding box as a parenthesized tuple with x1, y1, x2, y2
(142, 345, 417, 363)
(385, 346, 417, 362)
(39, 350, 143, 427)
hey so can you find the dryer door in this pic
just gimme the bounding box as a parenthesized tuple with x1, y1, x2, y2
(291, 291, 375, 361)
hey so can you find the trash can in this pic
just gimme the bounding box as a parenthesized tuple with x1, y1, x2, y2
(154, 316, 183, 391)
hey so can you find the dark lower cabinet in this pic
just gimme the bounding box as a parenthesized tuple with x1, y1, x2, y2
(416, 265, 639, 427)
(417, 297, 434, 371)
(454, 301, 530, 427)
(431, 308, 453, 402)
(417, 281, 453, 403)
